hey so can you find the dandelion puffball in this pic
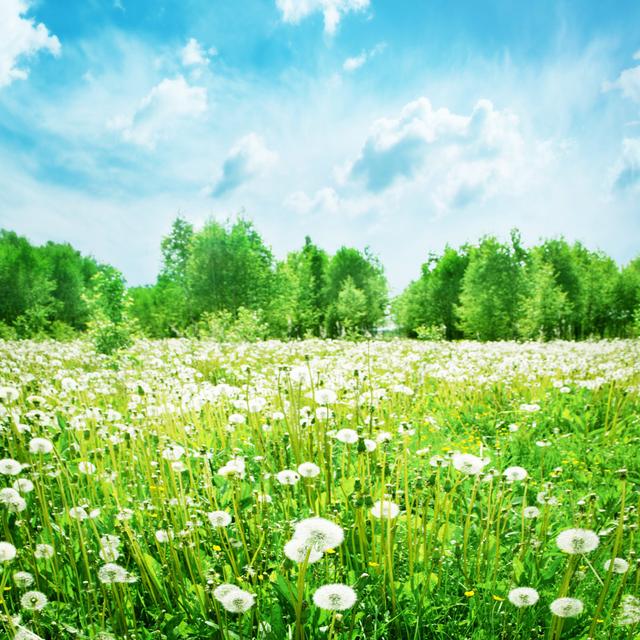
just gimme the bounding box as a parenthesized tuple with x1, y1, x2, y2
(370, 499, 400, 519)
(507, 587, 539, 607)
(312, 584, 357, 611)
(556, 528, 599, 554)
(549, 597, 584, 618)
(292, 517, 344, 552)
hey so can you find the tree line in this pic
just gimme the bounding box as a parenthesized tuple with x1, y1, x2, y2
(0, 221, 638, 345)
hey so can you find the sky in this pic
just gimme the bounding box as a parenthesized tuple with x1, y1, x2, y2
(0, 0, 639, 293)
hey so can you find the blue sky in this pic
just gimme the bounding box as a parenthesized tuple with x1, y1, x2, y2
(0, 0, 639, 291)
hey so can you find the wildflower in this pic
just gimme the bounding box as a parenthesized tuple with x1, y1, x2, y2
(78, 462, 96, 475)
(69, 506, 89, 520)
(207, 511, 232, 527)
(334, 429, 358, 444)
(0, 488, 27, 513)
(13, 479, 34, 494)
(363, 439, 377, 452)
(98, 563, 136, 584)
(315, 389, 337, 404)
(220, 588, 256, 613)
(213, 583, 239, 601)
(503, 466, 528, 482)
(523, 506, 540, 519)
(283, 538, 323, 564)
(14, 571, 35, 588)
(293, 517, 344, 552)
(508, 587, 539, 607)
(20, 591, 48, 611)
(298, 462, 321, 478)
(617, 595, 640, 626)
(0, 458, 23, 475)
(162, 444, 185, 461)
(604, 558, 629, 574)
(452, 453, 489, 475)
(370, 499, 400, 519)
(549, 597, 584, 618)
(28, 438, 54, 455)
(464, 590, 475, 597)
(0, 541, 17, 562)
(276, 470, 300, 485)
(14, 627, 45, 640)
(218, 457, 246, 479)
(312, 584, 357, 611)
(155, 530, 171, 543)
(34, 544, 54, 560)
(556, 528, 599, 554)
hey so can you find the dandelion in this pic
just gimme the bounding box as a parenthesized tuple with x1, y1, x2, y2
(20, 591, 48, 611)
(207, 511, 232, 527)
(28, 438, 54, 455)
(98, 563, 137, 584)
(14, 571, 35, 588)
(220, 588, 256, 613)
(617, 595, 640, 626)
(0, 487, 27, 513)
(14, 627, 45, 640)
(213, 583, 240, 601)
(0, 541, 17, 562)
(508, 587, 539, 607)
(315, 389, 337, 404)
(276, 469, 300, 485)
(370, 499, 400, 519)
(0, 458, 23, 475)
(34, 544, 54, 560)
(78, 462, 96, 475)
(503, 466, 528, 482)
(452, 453, 489, 475)
(283, 538, 323, 564)
(13, 479, 34, 494)
(312, 584, 357, 611)
(155, 530, 171, 543)
(549, 597, 584, 618)
(523, 506, 540, 519)
(604, 557, 629, 574)
(298, 462, 321, 478)
(334, 429, 358, 444)
(293, 517, 344, 552)
(556, 528, 599, 554)
(69, 506, 89, 520)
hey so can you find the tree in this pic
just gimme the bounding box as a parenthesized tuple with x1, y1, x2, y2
(335, 277, 368, 337)
(456, 234, 525, 340)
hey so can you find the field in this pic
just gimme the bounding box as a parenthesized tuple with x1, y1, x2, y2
(1, 338, 639, 640)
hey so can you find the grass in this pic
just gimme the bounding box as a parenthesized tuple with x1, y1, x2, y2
(0, 337, 639, 639)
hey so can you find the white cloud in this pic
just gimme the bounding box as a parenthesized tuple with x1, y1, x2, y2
(612, 137, 640, 191)
(108, 75, 207, 148)
(181, 38, 209, 67)
(603, 61, 640, 103)
(347, 97, 537, 211)
(210, 133, 277, 197)
(275, 0, 370, 36)
(343, 42, 385, 72)
(0, 0, 60, 88)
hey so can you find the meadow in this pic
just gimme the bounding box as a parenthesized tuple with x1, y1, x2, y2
(0, 338, 639, 640)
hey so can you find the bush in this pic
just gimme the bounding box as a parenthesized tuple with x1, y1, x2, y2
(415, 324, 447, 341)
(197, 307, 267, 342)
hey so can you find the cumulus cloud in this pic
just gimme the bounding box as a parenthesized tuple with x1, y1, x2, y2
(612, 138, 640, 191)
(181, 38, 209, 67)
(343, 42, 385, 72)
(210, 133, 277, 198)
(347, 97, 529, 210)
(275, 0, 370, 35)
(0, 0, 60, 88)
(108, 75, 207, 148)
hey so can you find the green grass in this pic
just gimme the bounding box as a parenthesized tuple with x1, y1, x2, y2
(0, 338, 639, 639)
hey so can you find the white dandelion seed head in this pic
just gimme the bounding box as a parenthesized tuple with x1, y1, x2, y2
(507, 587, 539, 607)
(220, 588, 256, 613)
(293, 517, 344, 552)
(0, 541, 17, 562)
(452, 453, 489, 475)
(20, 591, 48, 611)
(276, 469, 301, 485)
(617, 594, 640, 626)
(98, 563, 136, 584)
(363, 439, 377, 452)
(34, 544, 54, 560)
(283, 538, 323, 564)
(14, 627, 45, 640)
(78, 461, 96, 475)
(13, 479, 34, 494)
(370, 499, 400, 519)
(549, 597, 584, 618)
(503, 466, 528, 482)
(556, 528, 600, 554)
(0, 458, 23, 476)
(28, 438, 54, 455)
(604, 557, 630, 574)
(161, 444, 185, 461)
(523, 506, 540, 519)
(334, 429, 358, 444)
(13, 571, 34, 588)
(0, 487, 27, 513)
(213, 583, 240, 601)
(207, 511, 232, 528)
(315, 389, 337, 405)
(298, 462, 321, 478)
(312, 583, 357, 611)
